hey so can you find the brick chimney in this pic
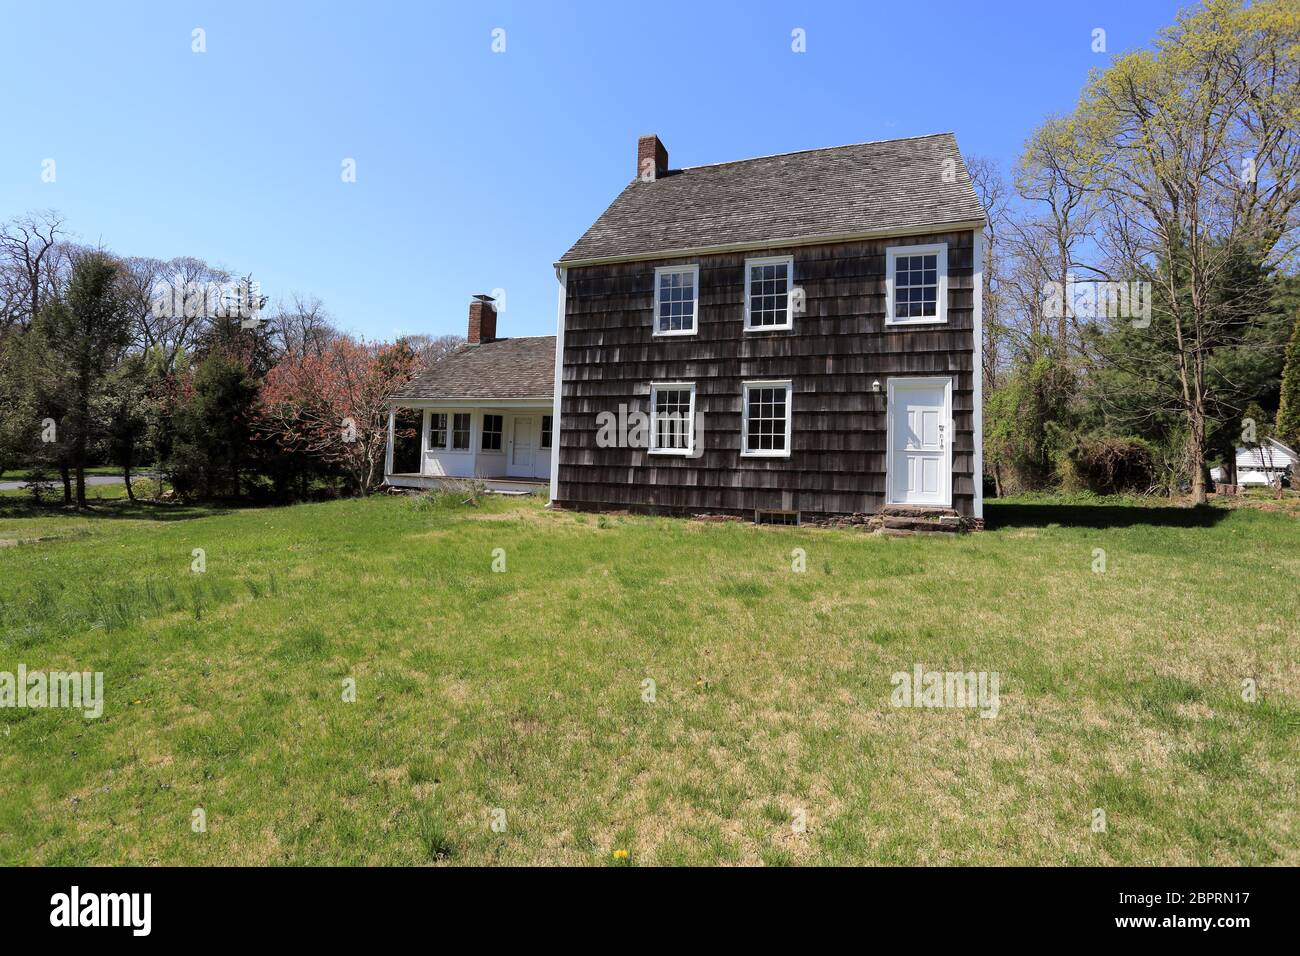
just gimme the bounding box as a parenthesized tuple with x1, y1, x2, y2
(467, 294, 498, 345)
(636, 134, 668, 181)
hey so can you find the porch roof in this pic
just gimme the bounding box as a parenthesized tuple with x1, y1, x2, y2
(388, 335, 555, 403)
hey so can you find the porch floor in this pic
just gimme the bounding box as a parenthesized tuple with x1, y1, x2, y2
(385, 473, 547, 495)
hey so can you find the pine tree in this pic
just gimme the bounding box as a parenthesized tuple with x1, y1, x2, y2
(1277, 311, 1300, 451)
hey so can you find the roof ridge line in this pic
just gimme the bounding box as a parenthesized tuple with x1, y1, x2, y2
(676, 132, 956, 172)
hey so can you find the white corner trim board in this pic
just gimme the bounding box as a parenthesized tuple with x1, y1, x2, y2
(549, 267, 567, 503)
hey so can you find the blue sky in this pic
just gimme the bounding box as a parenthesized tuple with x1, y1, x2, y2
(0, 0, 1187, 341)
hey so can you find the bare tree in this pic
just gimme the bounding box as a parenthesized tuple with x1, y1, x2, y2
(966, 155, 1011, 393)
(402, 333, 466, 372)
(138, 256, 231, 367)
(272, 294, 338, 364)
(1013, 119, 1103, 359)
(0, 210, 68, 333)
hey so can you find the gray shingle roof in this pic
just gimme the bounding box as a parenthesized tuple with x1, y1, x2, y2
(388, 336, 555, 402)
(558, 133, 985, 265)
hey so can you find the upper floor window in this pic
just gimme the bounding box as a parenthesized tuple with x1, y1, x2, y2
(481, 414, 504, 451)
(649, 382, 696, 456)
(885, 243, 948, 325)
(653, 265, 699, 336)
(744, 255, 794, 331)
(741, 380, 793, 457)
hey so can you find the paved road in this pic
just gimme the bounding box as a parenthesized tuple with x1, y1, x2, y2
(0, 474, 139, 491)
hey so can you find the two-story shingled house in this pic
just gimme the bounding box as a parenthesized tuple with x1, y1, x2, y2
(386, 131, 987, 524)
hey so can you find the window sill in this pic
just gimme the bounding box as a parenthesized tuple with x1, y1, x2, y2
(648, 448, 694, 457)
(740, 450, 792, 459)
(652, 328, 698, 338)
(885, 315, 948, 327)
(744, 323, 792, 333)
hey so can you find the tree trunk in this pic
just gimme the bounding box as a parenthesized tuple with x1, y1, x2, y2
(123, 461, 135, 502)
(75, 464, 86, 507)
(59, 462, 71, 504)
(1187, 411, 1207, 506)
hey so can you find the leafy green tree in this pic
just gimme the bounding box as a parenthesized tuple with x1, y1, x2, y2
(1277, 311, 1300, 451)
(1035, 0, 1300, 502)
(984, 349, 1077, 495)
(27, 251, 133, 505)
(165, 350, 258, 497)
(95, 350, 165, 501)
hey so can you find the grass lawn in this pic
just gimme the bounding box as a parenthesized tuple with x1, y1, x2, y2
(0, 465, 130, 481)
(0, 491, 1296, 865)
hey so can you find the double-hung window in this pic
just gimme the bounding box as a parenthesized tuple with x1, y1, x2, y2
(744, 255, 794, 331)
(741, 380, 793, 457)
(649, 383, 696, 456)
(427, 412, 448, 450)
(540, 415, 553, 449)
(451, 413, 471, 450)
(653, 265, 699, 336)
(481, 414, 504, 451)
(885, 243, 948, 325)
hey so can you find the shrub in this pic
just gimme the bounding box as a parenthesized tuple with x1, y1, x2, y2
(410, 479, 488, 512)
(1062, 435, 1158, 495)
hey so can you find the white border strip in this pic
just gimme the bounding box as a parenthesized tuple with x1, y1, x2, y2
(549, 267, 568, 503)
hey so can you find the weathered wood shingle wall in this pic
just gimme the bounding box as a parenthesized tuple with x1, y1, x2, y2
(556, 230, 976, 517)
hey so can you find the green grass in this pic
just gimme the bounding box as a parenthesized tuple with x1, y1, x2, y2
(0, 465, 133, 481)
(0, 492, 1296, 865)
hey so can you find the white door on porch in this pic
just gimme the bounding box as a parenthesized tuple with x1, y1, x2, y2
(888, 379, 951, 506)
(507, 416, 534, 478)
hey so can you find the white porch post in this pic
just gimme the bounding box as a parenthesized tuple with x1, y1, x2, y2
(549, 267, 568, 504)
(385, 407, 395, 476)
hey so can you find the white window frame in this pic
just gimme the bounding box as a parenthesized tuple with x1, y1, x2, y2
(425, 411, 449, 451)
(885, 242, 948, 326)
(652, 264, 700, 337)
(743, 255, 795, 332)
(648, 382, 696, 456)
(480, 413, 505, 454)
(424, 410, 472, 454)
(740, 379, 794, 458)
(450, 411, 472, 452)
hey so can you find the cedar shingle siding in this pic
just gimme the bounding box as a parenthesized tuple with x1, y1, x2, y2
(554, 230, 978, 518)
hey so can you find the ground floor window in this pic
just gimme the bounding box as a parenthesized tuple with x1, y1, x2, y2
(452, 413, 471, 450)
(541, 415, 553, 449)
(650, 383, 695, 455)
(741, 380, 792, 457)
(427, 412, 448, 449)
(481, 414, 504, 451)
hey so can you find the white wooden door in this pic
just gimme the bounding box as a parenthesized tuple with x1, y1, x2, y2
(507, 416, 534, 477)
(888, 379, 950, 506)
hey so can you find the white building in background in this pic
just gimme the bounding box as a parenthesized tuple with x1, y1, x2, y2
(1211, 437, 1298, 487)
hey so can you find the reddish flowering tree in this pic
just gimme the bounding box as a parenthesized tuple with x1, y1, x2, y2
(260, 336, 417, 495)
